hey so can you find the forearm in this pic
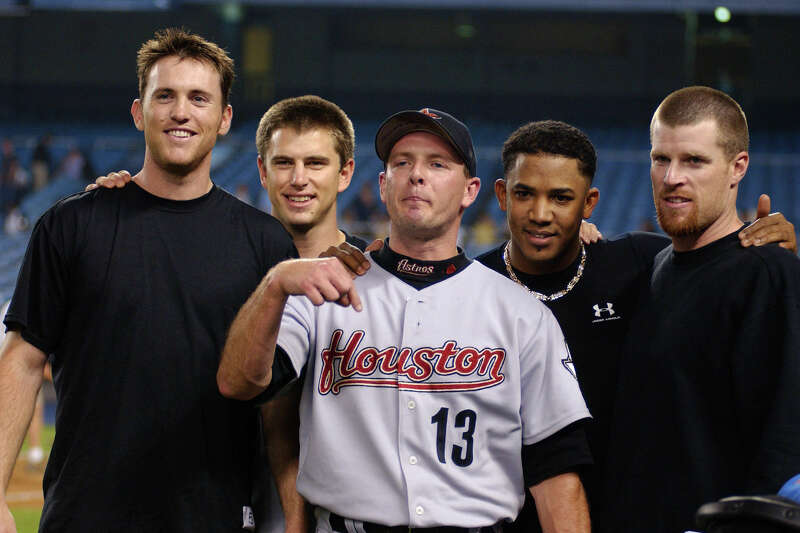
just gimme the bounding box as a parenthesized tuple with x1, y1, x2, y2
(262, 384, 311, 533)
(529, 472, 590, 533)
(217, 268, 288, 400)
(0, 334, 46, 496)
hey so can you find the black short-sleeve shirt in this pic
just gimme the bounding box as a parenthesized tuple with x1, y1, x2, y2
(5, 183, 296, 532)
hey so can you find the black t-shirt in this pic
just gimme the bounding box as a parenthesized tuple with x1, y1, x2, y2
(477, 232, 669, 532)
(604, 229, 800, 533)
(5, 183, 296, 532)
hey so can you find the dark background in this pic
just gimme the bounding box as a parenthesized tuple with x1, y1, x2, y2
(1, 0, 798, 131)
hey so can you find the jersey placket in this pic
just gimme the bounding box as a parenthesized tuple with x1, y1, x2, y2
(397, 293, 430, 526)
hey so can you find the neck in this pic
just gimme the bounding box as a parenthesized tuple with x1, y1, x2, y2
(388, 227, 460, 261)
(510, 236, 582, 275)
(290, 222, 346, 259)
(134, 151, 213, 201)
(671, 209, 743, 252)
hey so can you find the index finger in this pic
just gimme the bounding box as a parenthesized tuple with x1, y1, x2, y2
(347, 285, 363, 312)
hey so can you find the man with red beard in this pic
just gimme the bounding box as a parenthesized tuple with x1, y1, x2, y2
(603, 86, 800, 533)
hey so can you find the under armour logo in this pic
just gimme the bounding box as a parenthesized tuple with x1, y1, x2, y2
(419, 108, 441, 119)
(593, 303, 615, 318)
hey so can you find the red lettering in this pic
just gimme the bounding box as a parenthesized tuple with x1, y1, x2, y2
(434, 341, 459, 375)
(454, 347, 479, 375)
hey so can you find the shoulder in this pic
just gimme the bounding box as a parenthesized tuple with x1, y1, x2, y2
(466, 261, 552, 313)
(32, 187, 114, 236)
(474, 242, 506, 275)
(215, 188, 294, 242)
(588, 231, 670, 270)
(594, 231, 669, 255)
(740, 243, 800, 289)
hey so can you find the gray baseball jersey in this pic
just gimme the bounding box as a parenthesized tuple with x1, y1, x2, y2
(277, 256, 589, 527)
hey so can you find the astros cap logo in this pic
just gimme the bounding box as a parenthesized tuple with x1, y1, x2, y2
(419, 108, 441, 119)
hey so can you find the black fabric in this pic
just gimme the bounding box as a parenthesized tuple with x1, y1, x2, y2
(249, 345, 299, 405)
(604, 228, 800, 533)
(477, 231, 669, 532)
(344, 231, 369, 251)
(521, 419, 593, 487)
(4, 183, 296, 532)
(372, 239, 471, 289)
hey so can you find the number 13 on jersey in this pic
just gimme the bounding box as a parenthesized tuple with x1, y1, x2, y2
(431, 407, 477, 467)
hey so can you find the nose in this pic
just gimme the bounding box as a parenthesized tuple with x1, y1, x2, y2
(408, 162, 425, 185)
(528, 198, 553, 225)
(661, 162, 684, 187)
(291, 163, 309, 187)
(170, 95, 190, 123)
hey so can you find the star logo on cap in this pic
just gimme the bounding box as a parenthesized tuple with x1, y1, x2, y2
(419, 108, 441, 119)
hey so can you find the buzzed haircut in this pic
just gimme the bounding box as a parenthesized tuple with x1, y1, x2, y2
(652, 86, 749, 159)
(256, 95, 355, 170)
(502, 120, 597, 183)
(137, 28, 235, 107)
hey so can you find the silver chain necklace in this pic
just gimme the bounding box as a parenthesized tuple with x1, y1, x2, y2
(502, 241, 586, 301)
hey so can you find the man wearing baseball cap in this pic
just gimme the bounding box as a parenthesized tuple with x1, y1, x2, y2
(217, 107, 593, 533)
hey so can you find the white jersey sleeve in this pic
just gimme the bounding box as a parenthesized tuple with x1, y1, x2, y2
(518, 306, 587, 445)
(275, 294, 314, 376)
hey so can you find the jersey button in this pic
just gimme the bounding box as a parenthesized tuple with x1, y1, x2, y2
(407, 400, 416, 410)
(415, 505, 424, 515)
(409, 456, 418, 465)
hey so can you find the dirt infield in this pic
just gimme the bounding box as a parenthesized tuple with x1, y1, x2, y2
(7, 458, 44, 509)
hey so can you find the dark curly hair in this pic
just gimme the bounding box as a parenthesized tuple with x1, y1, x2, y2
(502, 120, 596, 183)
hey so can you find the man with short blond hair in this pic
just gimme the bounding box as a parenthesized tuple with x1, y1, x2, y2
(604, 86, 800, 533)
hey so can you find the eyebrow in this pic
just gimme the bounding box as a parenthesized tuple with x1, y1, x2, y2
(390, 151, 458, 162)
(511, 183, 574, 194)
(270, 154, 331, 162)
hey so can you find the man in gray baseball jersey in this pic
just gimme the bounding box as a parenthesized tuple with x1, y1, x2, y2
(218, 108, 592, 533)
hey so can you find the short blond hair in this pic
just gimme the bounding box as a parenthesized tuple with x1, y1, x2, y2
(652, 86, 748, 159)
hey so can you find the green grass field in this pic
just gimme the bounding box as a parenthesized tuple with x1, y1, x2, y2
(9, 424, 54, 533)
(10, 508, 41, 533)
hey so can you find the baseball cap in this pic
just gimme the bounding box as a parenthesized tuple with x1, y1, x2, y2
(375, 107, 477, 178)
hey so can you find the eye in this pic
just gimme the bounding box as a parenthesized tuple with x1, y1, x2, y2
(306, 159, 327, 169)
(273, 159, 293, 168)
(431, 161, 446, 169)
(652, 155, 668, 164)
(688, 156, 704, 165)
(192, 94, 209, 104)
(513, 190, 531, 199)
(554, 194, 573, 203)
(156, 91, 171, 101)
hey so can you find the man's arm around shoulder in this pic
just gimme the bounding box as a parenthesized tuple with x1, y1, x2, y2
(530, 472, 590, 533)
(0, 332, 47, 533)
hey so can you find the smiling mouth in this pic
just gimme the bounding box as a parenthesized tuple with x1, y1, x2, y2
(284, 194, 315, 205)
(166, 129, 195, 138)
(523, 229, 557, 247)
(663, 196, 691, 206)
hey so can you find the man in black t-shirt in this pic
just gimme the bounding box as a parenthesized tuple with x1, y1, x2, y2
(604, 86, 800, 533)
(88, 95, 370, 533)
(0, 29, 295, 533)
(475, 119, 796, 532)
